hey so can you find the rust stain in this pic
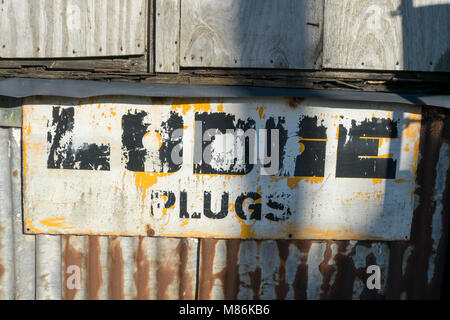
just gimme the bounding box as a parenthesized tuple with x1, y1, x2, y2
(248, 267, 262, 299)
(291, 241, 312, 299)
(63, 235, 83, 300)
(156, 253, 176, 300)
(275, 241, 290, 299)
(319, 243, 336, 299)
(87, 236, 103, 300)
(12, 170, 18, 177)
(145, 225, 155, 236)
(109, 236, 125, 300)
(134, 237, 150, 300)
(177, 239, 194, 299)
(0, 264, 4, 282)
(286, 97, 305, 109)
(198, 239, 218, 299)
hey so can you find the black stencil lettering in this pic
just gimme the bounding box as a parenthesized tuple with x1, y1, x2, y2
(336, 118, 398, 178)
(180, 191, 201, 219)
(121, 110, 149, 172)
(47, 107, 110, 170)
(150, 191, 176, 216)
(294, 116, 327, 177)
(235, 192, 262, 220)
(158, 111, 184, 172)
(264, 117, 288, 176)
(122, 110, 183, 173)
(265, 193, 292, 222)
(203, 191, 229, 219)
(194, 112, 255, 175)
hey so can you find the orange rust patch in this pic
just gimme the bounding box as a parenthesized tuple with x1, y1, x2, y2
(395, 179, 407, 183)
(109, 237, 125, 300)
(286, 97, 305, 109)
(134, 237, 150, 300)
(145, 225, 155, 236)
(63, 236, 83, 300)
(87, 236, 103, 300)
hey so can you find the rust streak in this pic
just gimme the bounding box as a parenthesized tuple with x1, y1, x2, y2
(198, 239, 218, 300)
(62, 235, 83, 300)
(177, 239, 194, 300)
(87, 236, 103, 300)
(109, 236, 125, 300)
(293, 241, 312, 299)
(275, 240, 290, 299)
(134, 237, 150, 300)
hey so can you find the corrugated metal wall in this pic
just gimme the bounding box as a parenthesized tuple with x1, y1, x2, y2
(1, 105, 449, 300)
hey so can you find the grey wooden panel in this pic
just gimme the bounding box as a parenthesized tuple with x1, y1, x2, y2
(0, 0, 147, 58)
(180, 0, 323, 69)
(324, 0, 450, 72)
(155, 0, 180, 73)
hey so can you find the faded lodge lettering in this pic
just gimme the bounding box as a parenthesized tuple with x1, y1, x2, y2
(47, 107, 110, 170)
(47, 107, 399, 222)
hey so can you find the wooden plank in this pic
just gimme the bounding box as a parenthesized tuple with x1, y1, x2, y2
(324, 0, 450, 72)
(179, 0, 323, 69)
(0, 56, 148, 73)
(155, 0, 180, 73)
(0, 0, 147, 58)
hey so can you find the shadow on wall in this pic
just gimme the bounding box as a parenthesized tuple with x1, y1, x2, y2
(392, 0, 450, 72)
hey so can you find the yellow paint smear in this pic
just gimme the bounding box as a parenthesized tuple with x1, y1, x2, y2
(180, 219, 189, 227)
(40, 217, 73, 230)
(24, 220, 44, 233)
(299, 137, 328, 142)
(134, 172, 171, 198)
(237, 217, 256, 238)
(359, 153, 393, 159)
(372, 179, 383, 185)
(256, 106, 266, 119)
(295, 227, 384, 240)
(269, 176, 324, 189)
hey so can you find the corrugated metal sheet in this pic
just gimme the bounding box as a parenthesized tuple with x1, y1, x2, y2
(0, 127, 198, 300)
(0, 104, 449, 299)
(196, 106, 450, 299)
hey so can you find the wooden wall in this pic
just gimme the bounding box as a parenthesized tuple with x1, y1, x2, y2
(0, 0, 147, 58)
(0, 0, 449, 73)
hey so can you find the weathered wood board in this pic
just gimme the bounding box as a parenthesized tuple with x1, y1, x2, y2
(179, 0, 323, 69)
(324, 0, 450, 72)
(0, 0, 147, 58)
(23, 96, 421, 240)
(155, 0, 180, 73)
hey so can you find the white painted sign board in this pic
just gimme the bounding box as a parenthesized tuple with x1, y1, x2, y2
(23, 96, 421, 240)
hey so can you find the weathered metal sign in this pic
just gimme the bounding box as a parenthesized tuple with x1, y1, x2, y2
(23, 96, 421, 240)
